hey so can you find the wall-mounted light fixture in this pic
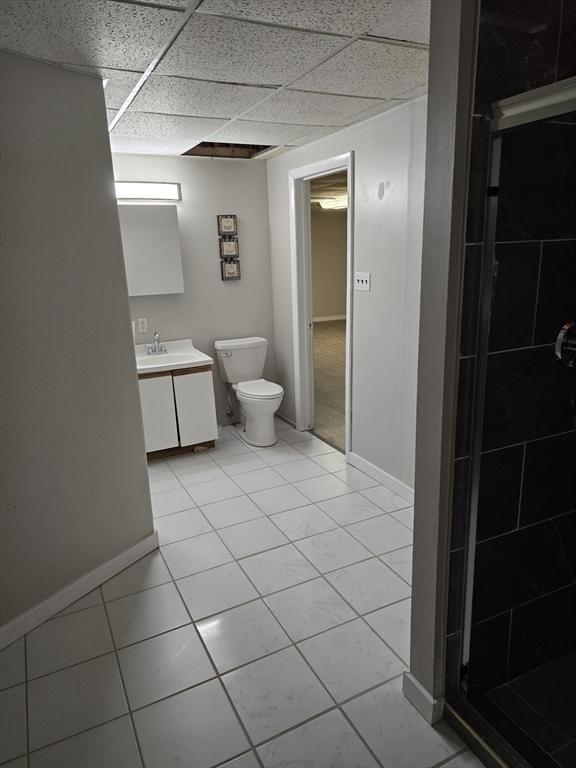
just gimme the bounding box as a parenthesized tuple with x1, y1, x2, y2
(312, 196, 348, 210)
(115, 181, 181, 202)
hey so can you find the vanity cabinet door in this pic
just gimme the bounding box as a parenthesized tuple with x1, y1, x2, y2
(173, 369, 218, 447)
(138, 375, 178, 452)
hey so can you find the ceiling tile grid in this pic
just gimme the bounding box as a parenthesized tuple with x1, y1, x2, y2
(155, 13, 347, 85)
(209, 120, 326, 147)
(196, 0, 430, 43)
(0, 0, 182, 71)
(130, 75, 272, 119)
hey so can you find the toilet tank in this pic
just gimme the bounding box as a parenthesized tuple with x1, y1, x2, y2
(214, 337, 268, 383)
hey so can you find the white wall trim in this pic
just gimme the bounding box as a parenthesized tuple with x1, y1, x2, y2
(0, 530, 158, 650)
(402, 671, 445, 724)
(313, 314, 346, 322)
(348, 452, 414, 504)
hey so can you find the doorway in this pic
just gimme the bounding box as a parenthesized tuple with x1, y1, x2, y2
(309, 171, 348, 450)
(288, 152, 353, 454)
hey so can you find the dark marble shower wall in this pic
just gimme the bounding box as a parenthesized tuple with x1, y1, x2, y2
(445, 0, 576, 700)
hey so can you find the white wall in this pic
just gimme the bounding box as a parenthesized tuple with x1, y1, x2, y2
(0, 53, 153, 628)
(267, 98, 427, 488)
(112, 154, 275, 425)
(311, 210, 347, 319)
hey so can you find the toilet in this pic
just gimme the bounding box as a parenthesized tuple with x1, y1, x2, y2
(214, 337, 284, 447)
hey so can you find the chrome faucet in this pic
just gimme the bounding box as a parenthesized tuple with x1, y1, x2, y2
(147, 331, 168, 355)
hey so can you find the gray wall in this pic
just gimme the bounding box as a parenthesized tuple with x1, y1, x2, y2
(0, 52, 153, 627)
(112, 153, 276, 425)
(311, 210, 347, 319)
(267, 99, 427, 489)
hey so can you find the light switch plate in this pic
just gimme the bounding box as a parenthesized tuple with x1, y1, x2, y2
(354, 272, 371, 291)
(137, 317, 148, 333)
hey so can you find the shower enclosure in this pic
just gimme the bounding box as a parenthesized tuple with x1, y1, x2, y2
(446, 81, 576, 768)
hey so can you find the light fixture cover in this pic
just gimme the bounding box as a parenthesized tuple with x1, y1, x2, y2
(115, 181, 181, 201)
(313, 196, 347, 210)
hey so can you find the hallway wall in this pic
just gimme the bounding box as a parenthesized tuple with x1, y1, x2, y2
(311, 209, 347, 320)
(267, 98, 427, 489)
(0, 53, 153, 630)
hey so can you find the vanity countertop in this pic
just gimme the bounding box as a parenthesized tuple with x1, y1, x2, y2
(135, 338, 213, 374)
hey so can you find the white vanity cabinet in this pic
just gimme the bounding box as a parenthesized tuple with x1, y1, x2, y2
(138, 366, 218, 455)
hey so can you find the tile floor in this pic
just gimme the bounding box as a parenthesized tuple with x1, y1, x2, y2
(0, 422, 483, 768)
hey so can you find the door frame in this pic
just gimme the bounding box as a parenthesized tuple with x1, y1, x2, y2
(288, 152, 354, 455)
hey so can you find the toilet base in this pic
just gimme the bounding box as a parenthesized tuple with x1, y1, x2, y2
(235, 420, 278, 448)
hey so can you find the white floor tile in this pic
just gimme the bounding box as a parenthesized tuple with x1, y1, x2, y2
(178, 562, 259, 620)
(186, 477, 244, 507)
(134, 679, 249, 768)
(346, 514, 413, 555)
(270, 505, 337, 541)
(298, 619, 405, 702)
(364, 598, 411, 664)
(442, 750, 486, 768)
(275, 427, 315, 444)
(197, 600, 290, 673)
(258, 710, 378, 768)
(0, 638, 25, 691)
(167, 452, 215, 472)
(218, 425, 240, 441)
(265, 578, 354, 642)
(29, 716, 141, 768)
(2, 757, 27, 768)
(215, 453, 267, 476)
(274, 459, 328, 483)
(361, 486, 412, 513)
(391, 507, 414, 530)
(201, 496, 264, 529)
(162, 531, 233, 579)
(293, 475, 352, 503)
(106, 582, 189, 648)
(295, 529, 371, 573)
(381, 546, 413, 584)
(148, 458, 169, 475)
(343, 677, 463, 768)
(294, 437, 337, 457)
(179, 464, 227, 486)
(28, 654, 127, 751)
(221, 751, 260, 768)
(102, 551, 171, 602)
(27, 605, 113, 679)
(274, 417, 292, 431)
(326, 558, 411, 614)
(151, 487, 195, 518)
(232, 467, 285, 493)
(319, 493, 383, 526)
(250, 484, 310, 515)
(155, 507, 212, 545)
(223, 647, 332, 743)
(333, 467, 379, 491)
(0, 685, 26, 763)
(210, 439, 252, 458)
(118, 624, 214, 709)
(312, 451, 347, 472)
(149, 473, 181, 494)
(218, 517, 288, 559)
(256, 444, 305, 466)
(239, 544, 318, 595)
(56, 588, 102, 618)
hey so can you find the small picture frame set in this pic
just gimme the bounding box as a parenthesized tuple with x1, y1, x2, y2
(217, 214, 241, 281)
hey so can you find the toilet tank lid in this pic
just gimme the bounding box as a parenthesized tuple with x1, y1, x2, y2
(214, 337, 267, 351)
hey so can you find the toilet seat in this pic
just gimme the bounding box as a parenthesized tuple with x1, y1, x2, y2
(235, 379, 283, 400)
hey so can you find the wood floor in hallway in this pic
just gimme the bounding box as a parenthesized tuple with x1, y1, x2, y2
(313, 320, 346, 451)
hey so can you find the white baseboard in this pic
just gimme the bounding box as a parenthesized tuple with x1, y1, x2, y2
(0, 530, 159, 650)
(348, 452, 414, 504)
(402, 672, 444, 724)
(313, 314, 346, 322)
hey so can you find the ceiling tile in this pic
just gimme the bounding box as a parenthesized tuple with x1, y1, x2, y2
(211, 120, 324, 146)
(107, 109, 117, 126)
(292, 40, 428, 99)
(197, 0, 430, 44)
(156, 13, 345, 85)
(123, 0, 193, 6)
(90, 69, 143, 109)
(111, 111, 227, 141)
(110, 135, 197, 155)
(131, 75, 272, 118)
(0, 0, 182, 70)
(244, 89, 389, 127)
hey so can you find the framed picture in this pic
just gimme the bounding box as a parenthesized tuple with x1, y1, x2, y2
(217, 214, 238, 236)
(219, 238, 239, 258)
(221, 260, 241, 281)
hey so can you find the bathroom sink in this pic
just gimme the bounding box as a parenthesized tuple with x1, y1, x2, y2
(135, 338, 213, 373)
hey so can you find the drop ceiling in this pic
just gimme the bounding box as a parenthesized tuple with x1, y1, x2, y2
(0, 0, 430, 157)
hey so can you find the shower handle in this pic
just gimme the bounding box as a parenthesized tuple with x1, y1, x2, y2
(555, 321, 576, 367)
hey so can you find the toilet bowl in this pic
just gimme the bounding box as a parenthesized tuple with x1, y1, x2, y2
(233, 379, 284, 447)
